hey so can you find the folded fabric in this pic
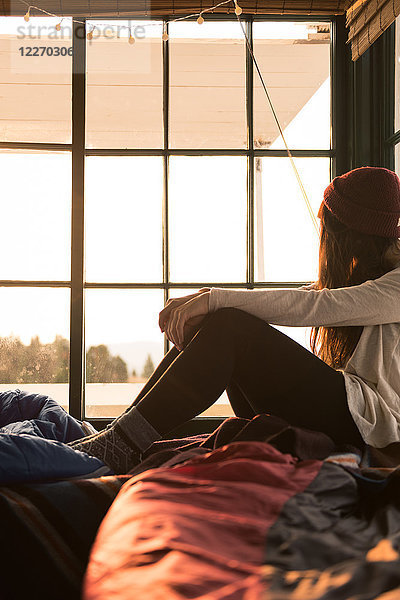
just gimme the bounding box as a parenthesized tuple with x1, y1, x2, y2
(0, 389, 110, 484)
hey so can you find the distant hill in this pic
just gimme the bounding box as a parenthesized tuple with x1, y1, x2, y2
(108, 341, 164, 374)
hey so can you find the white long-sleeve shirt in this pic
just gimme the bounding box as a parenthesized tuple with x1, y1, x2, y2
(209, 263, 400, 448)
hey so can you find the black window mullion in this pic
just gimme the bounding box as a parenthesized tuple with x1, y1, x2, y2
(69, 19, 86, 420)
(331, 15, 351, 179)
(163, 19, 170, 355)
(246, 18, 254, 289)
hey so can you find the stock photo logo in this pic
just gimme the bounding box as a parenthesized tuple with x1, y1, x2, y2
(7, 17, 153, 74)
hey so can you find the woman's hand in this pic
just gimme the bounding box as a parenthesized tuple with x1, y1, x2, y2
(159, 288, 209, 332)
(159, 290, 210, 351)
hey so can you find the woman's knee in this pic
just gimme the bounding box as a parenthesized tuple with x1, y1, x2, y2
(208, 307, 271, 330)
(183, 309, 240, 344)
(206, 307, 246, 329)
(200, 308, 269, 340)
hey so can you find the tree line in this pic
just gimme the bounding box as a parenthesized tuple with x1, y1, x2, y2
(0, 335, 154, 384)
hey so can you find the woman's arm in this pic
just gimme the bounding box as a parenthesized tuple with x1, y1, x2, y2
(209, 266, 400, 327)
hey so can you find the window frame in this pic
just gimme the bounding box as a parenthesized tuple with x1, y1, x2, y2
(385, 17, 400, 171)
(0, 14, 341, 430)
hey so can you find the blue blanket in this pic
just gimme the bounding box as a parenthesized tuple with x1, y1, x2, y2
(0, 389, 111, 484)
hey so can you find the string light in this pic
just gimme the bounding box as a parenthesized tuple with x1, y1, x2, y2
(234, 0, 242, 15)
(17, 0, 237, 39)
(15, 0, 317, 234)
(128, 29, 135, 44)
(162, 23, 169, 41)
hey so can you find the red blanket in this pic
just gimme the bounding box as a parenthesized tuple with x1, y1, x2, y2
(83, 418, 400, 599)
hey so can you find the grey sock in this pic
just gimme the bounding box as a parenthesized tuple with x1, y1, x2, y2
(69, 427, 141, 474)
(116, 406, 161, 453)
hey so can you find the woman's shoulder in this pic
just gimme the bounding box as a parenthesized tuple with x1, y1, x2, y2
(382, 261, 400, 279)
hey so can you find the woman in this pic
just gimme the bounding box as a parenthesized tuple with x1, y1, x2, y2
(70, 166, 400, 474)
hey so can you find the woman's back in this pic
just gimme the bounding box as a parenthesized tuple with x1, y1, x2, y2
(342, 317, 400, 447)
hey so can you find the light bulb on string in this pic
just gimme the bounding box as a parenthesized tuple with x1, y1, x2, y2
(128, 29, 135, 44)
(87, 26, 94, 40)
(55, 20, 62, 31)
(162, 24, 169, 41)
(24, 7, 30, 22)
(234, 0, 242, 15)
(197, 14, 204, 24)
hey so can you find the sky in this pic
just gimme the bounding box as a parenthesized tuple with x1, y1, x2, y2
(0, 16, 330, 372)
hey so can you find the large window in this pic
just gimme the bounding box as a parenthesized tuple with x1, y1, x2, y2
(0, 16, 333, 422)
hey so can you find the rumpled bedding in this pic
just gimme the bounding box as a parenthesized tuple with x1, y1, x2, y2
(83, 418, 400, 600)
(4, 396, 400, 599)
(85, 441, 400, 600)
(0, 389, 110, 484)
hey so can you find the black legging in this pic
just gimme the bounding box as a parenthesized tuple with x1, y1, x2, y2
(125, 308, 364, 448)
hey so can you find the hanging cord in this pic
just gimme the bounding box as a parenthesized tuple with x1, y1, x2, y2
(234, 7, 320, 235)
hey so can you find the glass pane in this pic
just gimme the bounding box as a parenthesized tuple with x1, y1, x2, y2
(0, 288, 70, 409)
(169, 21, 246, 149)
(167, 288, 234, 417)
(0, 151, 71, 280)
(253, 22, 331, 150)
(85, 157, 163, 283)
(85, 289, 164, 418)
(396, 16, 400, 133)
(169, 156, 247, 283)
(86, 20, 163, 149)
(254, 157, 330, 282)
(0, 17, 72, 143)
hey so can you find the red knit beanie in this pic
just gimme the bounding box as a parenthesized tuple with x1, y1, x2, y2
(319, 166, 400, 238)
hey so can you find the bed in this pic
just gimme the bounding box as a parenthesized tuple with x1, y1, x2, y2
(3, 399, 400, 600)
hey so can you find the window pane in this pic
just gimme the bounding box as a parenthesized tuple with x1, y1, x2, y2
(169, 156, 247, 283)
(0, 151, 71, 280)
(0, 288, 70, 409)
(85, 289, 164, 418)
(396, 144, 400, 177)
(254, 157, 330, 282)
(271, 324, 312, 353)
(86, 21, 163, 149)
(396, 16, 400, 133)
(253, 22, 331, 150)
(169, 21, 246, 149)
(0, 17, 72, 143)
(85, 157, 163, 283)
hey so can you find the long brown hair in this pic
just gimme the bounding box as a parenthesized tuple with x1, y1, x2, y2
(310, 203, 400, 369)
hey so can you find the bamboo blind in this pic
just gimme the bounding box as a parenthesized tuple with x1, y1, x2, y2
(346, 0, 400, 59)
(1, 0, 348, 18)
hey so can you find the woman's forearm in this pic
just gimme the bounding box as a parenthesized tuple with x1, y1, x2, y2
(209, 266, 400, 327)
